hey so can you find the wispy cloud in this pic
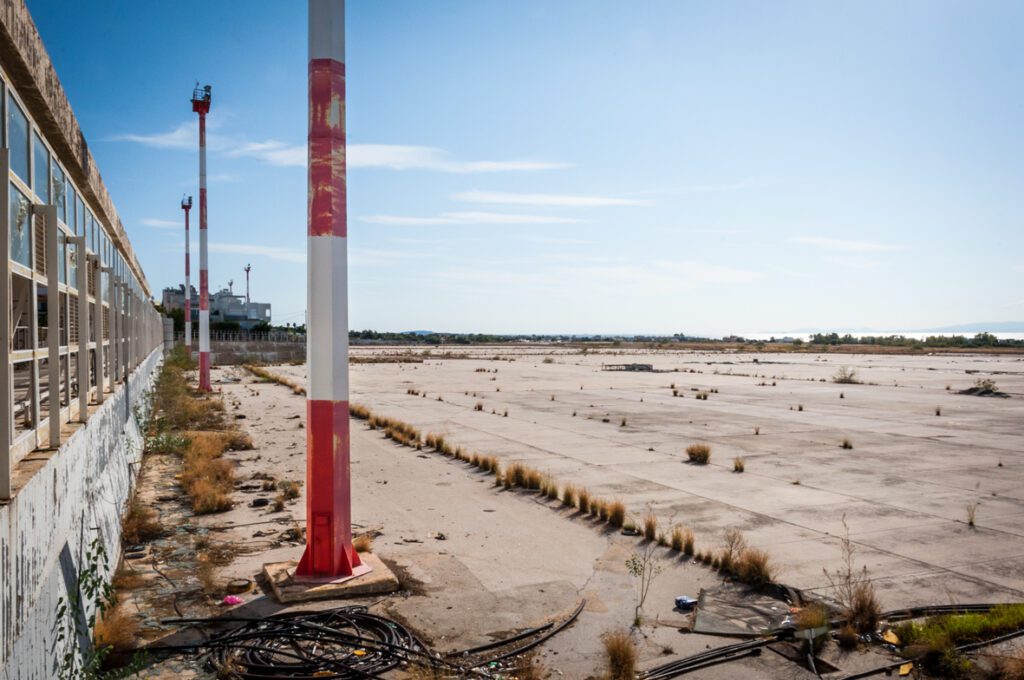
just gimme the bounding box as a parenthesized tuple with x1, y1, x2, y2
(227, 141, 305, 167)
(349, 145, 568, 173)
(360, 211, 585, 226)
(141, 218, 179, 229)
(111, 122, 196, 149)
(208, 242, 305, 263)
(111, 126, 567, 174)
(791, 236, 905, 253)
(453, 190, 649, 207)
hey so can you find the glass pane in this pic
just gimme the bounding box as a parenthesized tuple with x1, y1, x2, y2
(58, 231, 66, 284)
(76, 195, 84, 235)
(13, 361, 34, 437)
(9, 183, 31, 267)
(68, 239, 78, 289)
(32, 132, 49, 203)
(7, 95, 29, 182)
(52, 163, 66, 221)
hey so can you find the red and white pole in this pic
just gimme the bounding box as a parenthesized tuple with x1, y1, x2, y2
(297, 0, 363, 578)
(182, 196, 192, 348)
(192, 86, 212, 392)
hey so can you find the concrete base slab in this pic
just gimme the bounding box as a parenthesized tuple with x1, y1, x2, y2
(263, 552, 399, 604)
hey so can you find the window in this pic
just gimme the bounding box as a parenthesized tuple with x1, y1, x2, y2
(68, 238, 78, 289)
(7, 94, 29, 182)
(76, 193, 84, 236)
(32, 132, 49, 203)
(52, 163, 66, 222)
(9, 183, 31, 267)
(58, 231, 66, 284)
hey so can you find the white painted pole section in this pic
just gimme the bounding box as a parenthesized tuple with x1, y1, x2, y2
(42, 206, 60, 447)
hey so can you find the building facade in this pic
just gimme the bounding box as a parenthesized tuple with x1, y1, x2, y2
(0, 2, 163, 676)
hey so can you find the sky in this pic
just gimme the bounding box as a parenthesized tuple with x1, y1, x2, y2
(26, 0, 1024, 336)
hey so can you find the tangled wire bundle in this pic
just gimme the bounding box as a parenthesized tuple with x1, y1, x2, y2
(162, 601, 586, 679)
(200, 606, 434, 678)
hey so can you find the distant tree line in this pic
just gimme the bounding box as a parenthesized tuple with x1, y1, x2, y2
(808, 332, 1021, 347)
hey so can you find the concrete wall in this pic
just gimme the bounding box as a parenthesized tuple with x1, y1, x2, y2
(211, 341, 306, 365)
(0, 345, 162, 680)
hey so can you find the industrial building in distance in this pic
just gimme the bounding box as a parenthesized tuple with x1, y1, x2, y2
(161, 283, 271, 331)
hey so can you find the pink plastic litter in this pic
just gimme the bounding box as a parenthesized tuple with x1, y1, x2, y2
(222, 595, 243, 605)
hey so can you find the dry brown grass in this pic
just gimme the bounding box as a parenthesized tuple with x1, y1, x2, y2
(180, 432, 235, 514)
(642, 512, 658, 541)
(733, 456, 745, 473)
(349, 403, 372, 420)
(733, 548, 776, 588)
(602, 630, 637, 680)
(93, 602, 138, 653)
(794, 604, 830, 630)
(607, 500, 626, 528)
(669, 525, 683, 551)
(353, 534, 373, 553)
(577, 487, 592, 514)
(278, 480, 302, 500)
(686, 443, 711, 464)
(111, 565, 145, 591)
(840, 437, 853, 449)
(243, 364, 306, 395)
(121, 496, 162, 544)
(561, 483, 577, 508)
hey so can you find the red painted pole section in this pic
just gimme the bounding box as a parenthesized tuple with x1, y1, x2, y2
(192, 86, 212, 392)
(296, 0, 362, 579)
(182, 196, 192, 348)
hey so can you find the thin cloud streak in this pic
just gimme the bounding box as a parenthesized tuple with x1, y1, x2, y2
(208, 242, 305, 263)
(361, 211, 586, 226)
(791, 236, 905, 252)
(112, 126, 569, 173)
(453, 190, 650, 207)
(141, 218, 179, 229)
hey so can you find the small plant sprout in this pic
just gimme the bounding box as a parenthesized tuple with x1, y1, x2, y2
(620, 417, 627, 427)
(935, 406, 941, 416)
(474, 401, 483, 411)
(754, 426, 760, 435)
(840, 437, 853, 450)
(626, 542, 664, 627)
(733, 457, 745, 473)
(966, 503, 977, 527)
(798, 404, 804, 411)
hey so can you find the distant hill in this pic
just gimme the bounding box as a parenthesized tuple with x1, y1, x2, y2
(919, 322, 1024, 333)
(401, 330, 435, 336)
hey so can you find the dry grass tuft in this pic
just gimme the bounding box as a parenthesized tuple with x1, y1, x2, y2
(602, 630, 637, 680)
(93, 602, 138, 653)
(561, 483, 577, 508)
(121, 496, 162, 544)
(733, 457, 745, 473)
(474, 401, 483, 411)
(670, 525, 685, 552)
(353, 534, 373, 553)
(840, 437, 853, 450)
(278, 480, 302, 500)
(642, 512, 658, 541)
(577, 487, 592, 514)
(733, 548, 776, 588)
(607, 500, 626, 528)
(686, 443, 712, 464)
(243, 364, 305, 394)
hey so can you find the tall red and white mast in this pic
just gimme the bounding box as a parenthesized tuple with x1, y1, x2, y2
(181, 196, 192, 348)
(191, 85, 212, 391)
(297, 0, 362, 578)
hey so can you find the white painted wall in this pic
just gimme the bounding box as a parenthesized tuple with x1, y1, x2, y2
(0, 345, 163, 679)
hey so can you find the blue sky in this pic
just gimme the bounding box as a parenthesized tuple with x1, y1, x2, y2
(27, 1, 1024, 335)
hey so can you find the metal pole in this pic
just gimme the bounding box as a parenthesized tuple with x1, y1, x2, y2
(40, 205, 60, 447)
(0, 150, 12, 499)
(103, 266, 114, 393)
(297, 0, 362, 579)
(183, 197, 192, 349)
(192, 88, 212, 392)
(89, 253, 104, 405)
(68, 235, 88, 421)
